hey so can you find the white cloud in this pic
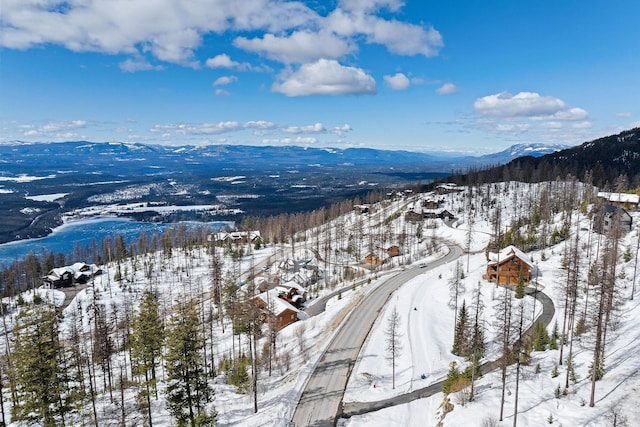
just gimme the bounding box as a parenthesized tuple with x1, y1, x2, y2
(17, 119, 88, 140)
(572, 121, 592, 129)
(42, 120, 87, 132)
(246, 121, 277, 130)
(467, 92, 598, 145)
(282, 123, 326, 134)
(384, 73, 410, 90)
(213, 75, 238, 86)
(332, 124, 352, 136)
(119, 57, 162, 73)
(262, 136, 319, 145)
(151, 120, 276, 136)
(272, 59, 376, 96)
(295, 136, 319, 144)
(616, 112, 632, 118)
(338, 0, 404, 13)
(151, 122, 242, 136)
(369, 20, 442, 57)
(1, 1, 442, 74)
(327, 9, 443, 57)
(214, 89, 230, 96)
(474, 91, 588, 120)
(234, 30, 355, 64)
(548, 107, 588, 121)
(540, 121, 563, 130)
(205, 54, 252, 71)
(436, 82, 458, 95)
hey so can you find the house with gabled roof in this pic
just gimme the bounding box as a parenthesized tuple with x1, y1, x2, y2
(436, 183, 465, 194)
(275, 280, 308, 307)
(405, 209, 424, 223)
(423, 208, 454, 221)
(255, 289, 301, 329)
(485, 245, 534, 285)
(422, 196, 444, 210)
(364, 252, 386, 266)
(43, 262, 102, 288)
(210, 230, 262, 246)
(353, 204, 370, 214)
(597, 192, 639, 210)
(594, 204, 633, 235)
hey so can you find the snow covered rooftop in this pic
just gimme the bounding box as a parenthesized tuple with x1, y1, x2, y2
(597, 191, 640, 205)
(256, 288, 301, 316)
(487, 245, 534, 268)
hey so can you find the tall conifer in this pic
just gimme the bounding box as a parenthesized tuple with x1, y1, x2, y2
(165, 298, 216, 426)
(9, 304, 75, 426)
(131, 290, 164, 426)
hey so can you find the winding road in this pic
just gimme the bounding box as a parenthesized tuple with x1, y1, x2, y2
(341, 286, 555, 419)
(291, 243, 464, 426)
(292, 242, 555, 426)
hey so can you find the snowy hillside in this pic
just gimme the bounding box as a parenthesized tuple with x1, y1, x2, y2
(1, 180, 639, 427)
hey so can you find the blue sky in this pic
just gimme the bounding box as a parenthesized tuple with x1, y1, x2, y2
(1, 0, 639, 154)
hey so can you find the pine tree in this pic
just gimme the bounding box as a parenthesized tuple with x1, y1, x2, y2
(442, 362, 461, 395)
(532, 321, 550, 351)
(131, 290, 164, 426)
(165, 298, 216, 426)
(550, 320, 560, 349)
(515, 269, 525, 299)
(452, 300, 469, 356)
(9, 303, 76, 426)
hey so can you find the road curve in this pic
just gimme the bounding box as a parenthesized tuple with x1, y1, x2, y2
(291, 243, 463, 426)
(341, 285, 555, 418)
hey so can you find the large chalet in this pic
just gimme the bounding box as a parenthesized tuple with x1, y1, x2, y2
(43, 262, 102, 288)
(485, 245, 534, 285)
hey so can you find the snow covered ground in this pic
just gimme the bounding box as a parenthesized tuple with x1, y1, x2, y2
(340, 184, 640, 427)
(2, 181, 640, 427)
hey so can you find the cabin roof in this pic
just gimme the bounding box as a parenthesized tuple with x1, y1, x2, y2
(488, 245, 534, 268)
(256, 289, 301, 316)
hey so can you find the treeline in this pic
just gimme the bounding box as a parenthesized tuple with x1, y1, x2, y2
(447, 127, 640, 190)
(0, 187, 395, 299)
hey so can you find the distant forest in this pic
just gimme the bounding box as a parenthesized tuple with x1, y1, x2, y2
(447, 128, 640, 190)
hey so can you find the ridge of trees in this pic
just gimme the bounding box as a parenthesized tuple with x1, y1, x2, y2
(443, 127, 640, 190)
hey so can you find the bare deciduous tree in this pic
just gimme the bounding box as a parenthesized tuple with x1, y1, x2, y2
(384, 307, 403, 390)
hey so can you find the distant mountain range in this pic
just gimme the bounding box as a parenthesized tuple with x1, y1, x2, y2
(0, 140, 568, 177)
(0, 139, 569, 244)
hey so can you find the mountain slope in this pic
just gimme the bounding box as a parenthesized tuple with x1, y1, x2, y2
(463, 128, 640, 187)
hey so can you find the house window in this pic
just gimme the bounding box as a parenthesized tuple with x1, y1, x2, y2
(278, 316, 282, 321)
(291, 314, 295, 319)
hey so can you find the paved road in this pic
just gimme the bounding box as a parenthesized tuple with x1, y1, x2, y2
(292, 243, 463, 426)
(341, 285, 555, 418)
